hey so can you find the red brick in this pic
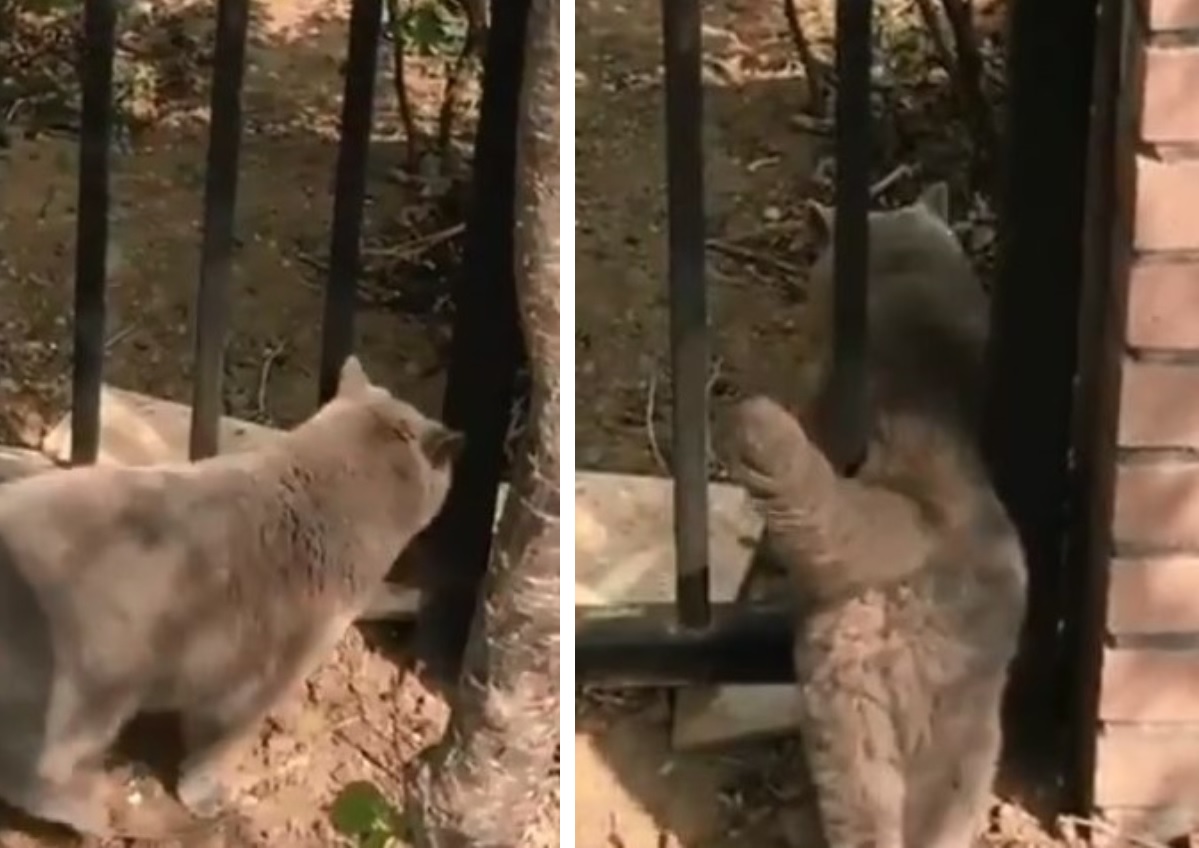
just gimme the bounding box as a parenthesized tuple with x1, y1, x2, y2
(1120, 361, 1199, 447)
(1100, 649, 1199, 721)
(1135, 156, 1199, 252)
(1109, 556, 1199, 633)
(1143, 0, 1199, 31)
(1113, 463, 1199, 549)
(1095, 726, 1199, 807)
(1142, 46, 1199, 142)
(1127, 261, 1199, 348)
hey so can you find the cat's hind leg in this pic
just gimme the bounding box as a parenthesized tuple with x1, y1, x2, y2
(799, 683, 906, 848)
(909, 692, 1003, 848)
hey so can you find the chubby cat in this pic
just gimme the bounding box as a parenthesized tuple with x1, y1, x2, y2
(0, 356, 462, 838)
(727, 185, 1027, 848)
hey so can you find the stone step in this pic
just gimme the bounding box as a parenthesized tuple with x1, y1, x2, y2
(575, 470, 802, 749)
(41, 385, 279, 466)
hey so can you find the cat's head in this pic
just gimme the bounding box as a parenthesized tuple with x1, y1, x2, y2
(329, 355, 464, 525)
(796, 182, 976, 397)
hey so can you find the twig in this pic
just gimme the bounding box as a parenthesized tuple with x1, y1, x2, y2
(938, 0, 998, 190)
(256, 342, 286, 420)
(362, 222, 465, 259)
(870, 163, 915, 198)
(104, 323, 137, 351)
(436, 0, 488, 170)
(781, 0, 826, 117)
(912, 0, 956, 78)
(385, 0, 420, 172)
(1056, 815, 1172, 848)
(644, 370, 668, 474)
(705, 238, 801, 277)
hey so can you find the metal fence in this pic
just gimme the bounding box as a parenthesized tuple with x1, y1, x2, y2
(67, 0, 529, 664)
(575, 0, 874, 686)
(574, 0, 1105, 725)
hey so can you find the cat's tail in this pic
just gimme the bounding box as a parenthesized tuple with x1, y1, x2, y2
(728, 395, 935, 602)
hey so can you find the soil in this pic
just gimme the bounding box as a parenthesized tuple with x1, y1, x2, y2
(0, 0, 557, 845)
(574, 0, 1072, 846)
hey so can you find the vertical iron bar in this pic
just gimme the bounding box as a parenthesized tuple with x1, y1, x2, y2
(662, 0, 710, 629)
(419, 0, 529, 676)
(828, 0, 872, 472)
(318, 0, 383, 404)
(189, 0, 250, 460)
(71, 0, 118, 466)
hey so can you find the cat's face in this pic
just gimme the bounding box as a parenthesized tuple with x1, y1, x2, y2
(332, 356, 464, 525)
(796, 183, 973, 398)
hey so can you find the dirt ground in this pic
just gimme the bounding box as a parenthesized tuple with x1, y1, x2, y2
(574, 0, 1074, 845)
(0, 0, 556, 845)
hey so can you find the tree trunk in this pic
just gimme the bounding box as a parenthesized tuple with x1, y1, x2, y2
(405, 0, 560, 844)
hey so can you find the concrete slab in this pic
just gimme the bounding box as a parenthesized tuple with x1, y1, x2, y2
(41, 385, 280, 466)
(574, 471, 803, 750)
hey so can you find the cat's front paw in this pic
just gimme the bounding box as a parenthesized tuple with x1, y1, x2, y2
(175, 770, 232, 820)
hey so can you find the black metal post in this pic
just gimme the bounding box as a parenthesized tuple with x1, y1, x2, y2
(318, 0, 384, 404)
(826, 0, 872, 473)
(576, 602, 793, 685)
(71, 0, 118, 466)
(189, 0, 250, 460)
(662, 0, 711, 630)
(985, 0, 1099, 769)
(419, 0, 529, 675)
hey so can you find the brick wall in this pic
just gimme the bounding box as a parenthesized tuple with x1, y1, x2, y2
(1092, 0, 1199, 832)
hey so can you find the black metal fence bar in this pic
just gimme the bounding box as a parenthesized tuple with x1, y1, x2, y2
(71, 0, 117, 466)
(318, 0, 383, 404)
(826, 0, 872, 472)
(662, 0, 711, 630)
(421, 0, 530, 673)
(576, 602, 793, 685)
(189, 0, 250, 461)
(576, 0, 877, 685)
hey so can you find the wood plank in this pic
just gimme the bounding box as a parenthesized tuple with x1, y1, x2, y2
(1095, 725, 1199, 807)
(1100, 649, 1199, 721)
(1108, 556, 1199, 633)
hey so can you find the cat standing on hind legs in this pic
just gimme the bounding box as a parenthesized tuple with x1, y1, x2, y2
(726, 184, 1027, 848)
(0, 355, 463, 839)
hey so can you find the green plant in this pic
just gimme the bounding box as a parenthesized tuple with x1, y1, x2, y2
(397, 0, 465, 59)
(329, 780, 407, 848)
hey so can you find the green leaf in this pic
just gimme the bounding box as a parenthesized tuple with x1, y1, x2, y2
(329, 781, 396, 837)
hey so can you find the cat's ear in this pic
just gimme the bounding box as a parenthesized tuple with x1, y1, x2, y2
(915, 182, 950, 223)
(421, 425, 465, 469)
(338, 355, 371, 399)
(804, 199, 835, 249)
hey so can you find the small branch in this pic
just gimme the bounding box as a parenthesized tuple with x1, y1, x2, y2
(912, 0, 956, 78)
(781, 0, 826, 117)
(705, 238, 801, 277)
(870, 163, 915, 198)
(386, 0, 420, 172)
(436, 0, 488, 170)
(1056, 815, 1172, 848)
(644, 369, 668, 474)
(939, 0, 998, 189)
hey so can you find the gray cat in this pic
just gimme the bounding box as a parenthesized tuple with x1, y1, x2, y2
(726, 185, 1027, 848)
(0, 356, 462, 838)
